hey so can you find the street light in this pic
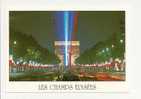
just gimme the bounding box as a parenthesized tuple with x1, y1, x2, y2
(120, 39, 123, 43)
(102, 49, 105, 53)
(112, 44, 114, 48)
(106, 48, 109, 51)
(13, 41, 17, 45)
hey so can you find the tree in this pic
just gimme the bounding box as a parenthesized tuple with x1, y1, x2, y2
(10, 31, 60, 64)
(75, 32, 125, 64)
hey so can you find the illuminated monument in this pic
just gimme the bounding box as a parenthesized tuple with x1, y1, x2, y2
(54, 11, 79, 67)
(54, 41, 80, 66)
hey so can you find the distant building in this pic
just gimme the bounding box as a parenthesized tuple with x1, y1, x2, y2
(54, 41, 80, 66)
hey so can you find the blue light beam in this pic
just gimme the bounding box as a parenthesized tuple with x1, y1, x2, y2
(55, 11, 75, 66)
(64, 11, 69, 66)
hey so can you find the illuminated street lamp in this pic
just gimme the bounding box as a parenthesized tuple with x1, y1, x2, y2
(120, 39, 123, 43)
(12, 41, 17, 60)
(13, 41, 17, 45)
(112, 44, 114, 48)
(102, 49, 105, 53)
(106, 48, 109, 51)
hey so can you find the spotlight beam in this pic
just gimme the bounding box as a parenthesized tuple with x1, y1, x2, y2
(64, 11, 69, 66)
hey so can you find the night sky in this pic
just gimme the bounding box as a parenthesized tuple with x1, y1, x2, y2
(10, 11, 125, 53)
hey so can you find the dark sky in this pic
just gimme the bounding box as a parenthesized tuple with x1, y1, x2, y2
(10, 11, 125, 53)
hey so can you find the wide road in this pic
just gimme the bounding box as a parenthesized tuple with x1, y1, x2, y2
(77, 72, 125, 81)
(9, 71, 125, 81)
